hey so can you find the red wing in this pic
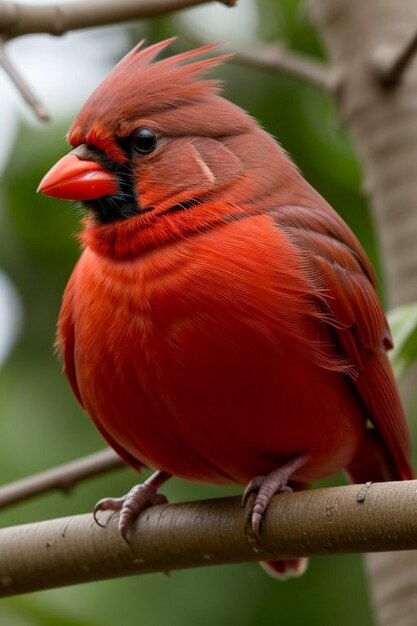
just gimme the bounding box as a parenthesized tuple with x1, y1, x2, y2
(56, 266, 143, 471)
(273, 204, 413, 480)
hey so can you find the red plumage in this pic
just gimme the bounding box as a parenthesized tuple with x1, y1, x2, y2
(40, 40, 413, 578)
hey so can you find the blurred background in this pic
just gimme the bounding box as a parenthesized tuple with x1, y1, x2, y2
(0, 0, 387, 624)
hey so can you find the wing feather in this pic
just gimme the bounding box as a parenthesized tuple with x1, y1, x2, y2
(273, 204, 413, 480)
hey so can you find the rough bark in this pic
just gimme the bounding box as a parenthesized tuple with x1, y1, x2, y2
(311, 0, 417, 307)
(311, 2, 417, 624)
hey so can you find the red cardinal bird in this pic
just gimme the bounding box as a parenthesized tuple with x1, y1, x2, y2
(38, 39, 413, 578)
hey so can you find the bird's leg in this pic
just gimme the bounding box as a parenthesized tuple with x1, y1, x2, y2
(94, 470, 171, 538)
(242, 456, 308, 537)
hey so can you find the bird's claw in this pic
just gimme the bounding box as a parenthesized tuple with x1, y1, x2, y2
(242, 457, 307, 536)
(93, 496, 125, 528)
(93, 483, 168, 538)
(242, 470, 294, 538)
(241, 476, 265, 508)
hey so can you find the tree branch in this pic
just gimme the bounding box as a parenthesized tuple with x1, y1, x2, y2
(1, 480, 417, 597)
(180, 23, 337, 93)
(0, 448, 124, 509)
(0, 37, 49, 121)
(0, 0, 235, 39)
(0, 0, 236, 120)
(228, 41, 338, 93)
(372, 27, 417, 87)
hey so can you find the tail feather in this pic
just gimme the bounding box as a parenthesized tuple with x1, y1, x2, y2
(260, 558, 308, 580)
(353, 354, 413, 482)
(346, 428, 414, 483)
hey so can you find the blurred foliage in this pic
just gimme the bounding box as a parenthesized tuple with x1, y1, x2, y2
(0, 0, 388, 624)
(388, 303, 417, 379)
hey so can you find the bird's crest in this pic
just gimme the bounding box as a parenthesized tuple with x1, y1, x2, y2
(70, 38, 229, 144)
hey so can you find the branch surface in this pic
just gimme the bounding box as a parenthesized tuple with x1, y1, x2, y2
(0, 38, 49, 119)
(372, 27, 417, 87)
(180, 23, 336, 93)
(0, 0, 235, 39)
(229, 41, 337, 93)
(1, 480, 417, 597)
(0, 0, 235, 120)
(0, 449, 124, 509)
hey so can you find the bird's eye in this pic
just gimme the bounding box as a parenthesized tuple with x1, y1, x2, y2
(131, 128, 157, 155)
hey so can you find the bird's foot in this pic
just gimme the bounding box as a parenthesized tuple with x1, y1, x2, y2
(93, 470, 171, 538)
(242, 456, 307, 537)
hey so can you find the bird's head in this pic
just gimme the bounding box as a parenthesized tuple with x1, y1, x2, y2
(38, 39, 296, 258)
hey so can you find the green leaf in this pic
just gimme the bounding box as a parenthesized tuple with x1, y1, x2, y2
(388, 302, 417, 378)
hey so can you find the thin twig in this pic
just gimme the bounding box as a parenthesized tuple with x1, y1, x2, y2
(181, 23, 336, 93)
(372, 27, 417, 87)
(0, 0, 235, 39)
(0, 0, 235, 119)
(1, 480, 417, 596)
(0, 38, 49, 120)
(0, 448, 124, 509)
(229, 42, 337, 93)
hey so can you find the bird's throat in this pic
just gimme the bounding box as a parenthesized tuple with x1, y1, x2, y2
(84, 162, 139, 224)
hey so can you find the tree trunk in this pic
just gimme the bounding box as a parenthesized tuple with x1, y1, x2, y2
(311, 1, 417, 624)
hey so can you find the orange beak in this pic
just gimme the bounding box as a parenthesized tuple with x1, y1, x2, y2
(37, 153, 118, 201)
